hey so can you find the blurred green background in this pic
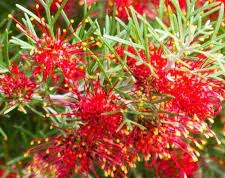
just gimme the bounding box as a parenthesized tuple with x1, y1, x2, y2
(0, 0, 29, 18)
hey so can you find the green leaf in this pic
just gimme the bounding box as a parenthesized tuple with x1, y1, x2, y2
(211, 3, 224, 40)
(0, 127, 7, 141)
(16, 4, 41, 23)
(3, 104, 19, 114)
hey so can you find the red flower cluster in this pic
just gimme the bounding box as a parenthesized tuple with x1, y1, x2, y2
(156, 152, 199, 178)
(108, 0, 152, 20)
(151, 0, 224, 11)
(30, 28, 87, 83)
(28, 83, 137, 178)
(116, 45, 224, 177)
(47, 0, 76, 12)
(0, 64, 36, 102)
(150, 0, 187, 9)
(9, 8, 96, 84)
(0, 169, 16, 178)
(117, 46, 223, 119)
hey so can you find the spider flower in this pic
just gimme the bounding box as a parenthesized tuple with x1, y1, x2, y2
(117, 44, 224, 176)
(0, 64, 36, 102)
(117, 46, 224, 119)
(0, 167, 17, 178)
(107, 0, 157, 20)
(156, 152, 199, 178)
(9, 7, 96, 84)
(28, 83, 137, 178)
(36, 0, 79, 16)
(133, 113, 212, 172)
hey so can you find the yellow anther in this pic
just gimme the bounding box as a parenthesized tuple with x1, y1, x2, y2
(175, 130, 181, 137)
(208, 118, 214, 124)
(199, 37, 205, 42)
(209, 44, 214, 48)
(36, 4, 39, 9)
(16, 24, 21, 29)
(89, 75, 94, 79)
(69, 88, 73, 92)
(194, 141, 204, 150)
(195, 151, 200, 157)
(159, 153, 163, 159)
(24, 152, 29, 157)
(96, 42, 102, 48)
(118, 77, 123, 81)
(8, 14, 13, 19)
(193, 114, 199, 121)
(166, 143, 170, 149)
(104, 171, 109, 177)
(145, 154, 151, 161)
(201, 140, 207, 145)
(192, 155, 198, 162)
(82, 42, 87, 46)
(153, 128, 159, 135)
(101, 164, 105, 169)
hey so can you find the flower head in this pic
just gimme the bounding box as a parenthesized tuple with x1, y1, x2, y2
(108, 0, 153, 20)
(0, 167, 17, 178)
(9, 8, 95, 84)
(0, 64, 36, 102)
(28, 82, 137, 178)
(156, 152, 199, 178)
(37, 0, 79, 15)
(117, 43, 224, 176)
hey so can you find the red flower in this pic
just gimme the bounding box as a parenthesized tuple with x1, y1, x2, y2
(48, 0, 75, 12)
(9, 7, 96, 84)
(28, 82, 137, 178)
(117, 44, 223, 176)
(117, 45, 223, 119)
(116, 45, 167, 84)
(151, 58, 223, 119)
(156, 152, 199, 178)
(0, 169, 17, 178)
(31, 29, 86, 82)
(131, 108, 210, 177)
(79, 0, 99, 7)
(108, 0, 153, 20)
(36, 0, 79, 16)
(0, 64, 36, 102)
